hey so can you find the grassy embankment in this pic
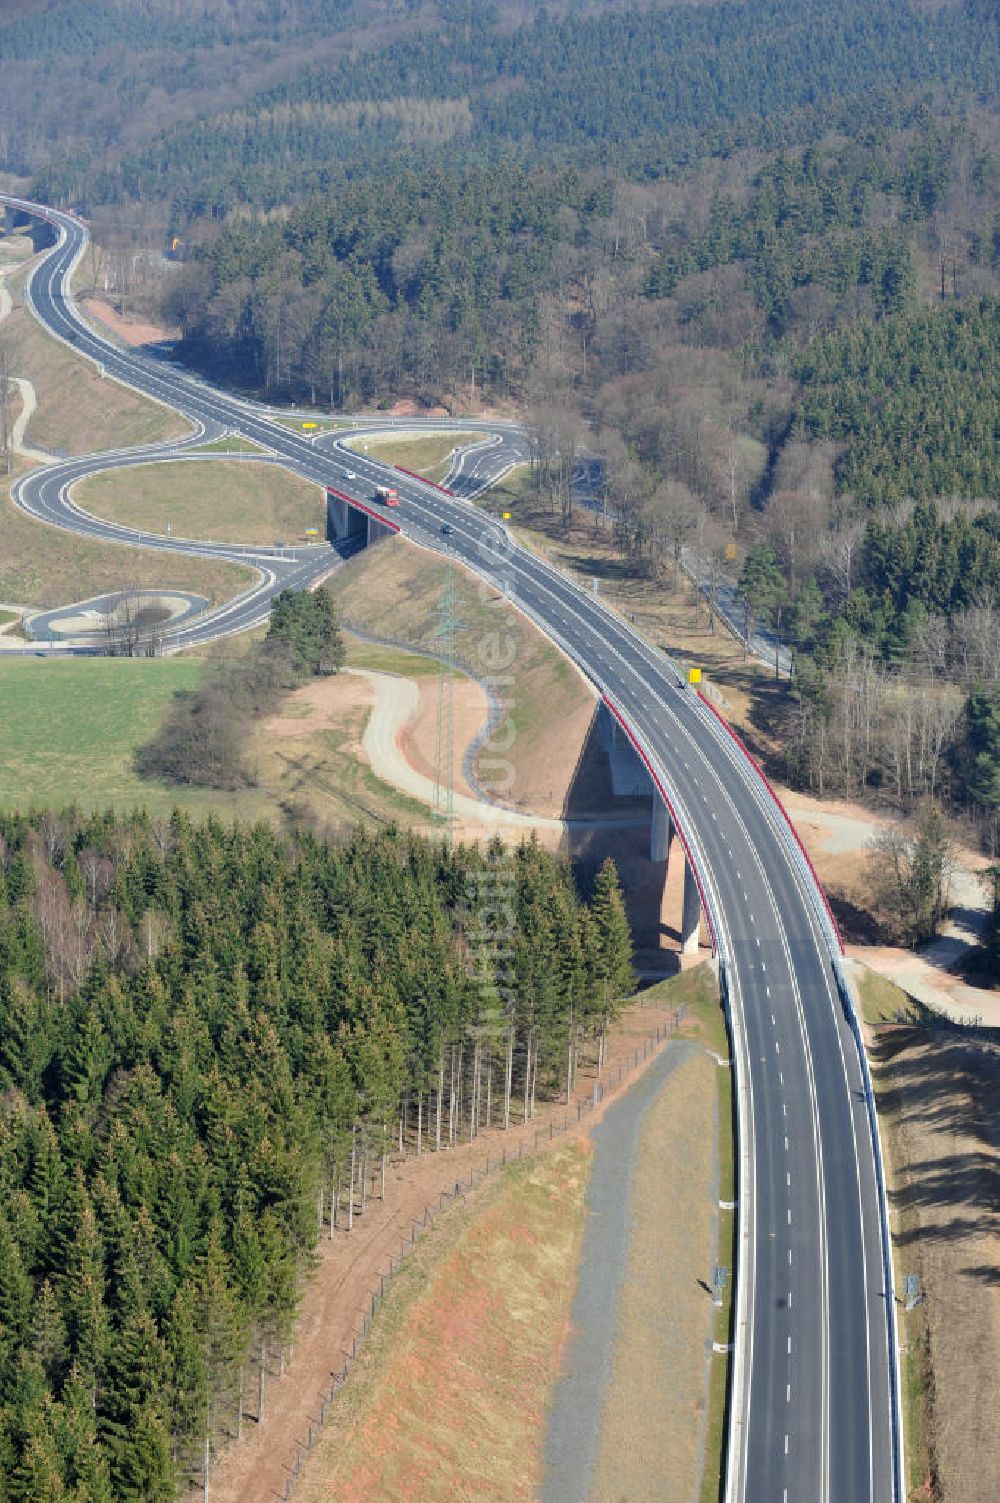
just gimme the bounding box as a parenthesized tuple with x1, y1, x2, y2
(297, 1141, 591, 1503)
(75, 459, 328, 545)
(295, 965, 729, 1503)
(0, 261, 187, 454)
(342, 430, 473, 485)
(0, 464, 255, 610)
(327, 535, 598, 816)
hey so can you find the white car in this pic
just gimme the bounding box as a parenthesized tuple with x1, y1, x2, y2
(344, 470, 357, 480)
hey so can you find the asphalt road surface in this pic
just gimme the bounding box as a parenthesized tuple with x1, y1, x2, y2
(1, 194, 901, 1503)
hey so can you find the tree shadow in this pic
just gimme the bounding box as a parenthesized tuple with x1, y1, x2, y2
(562, 706, 675, 955)
(870, 1024, 1000, 1271)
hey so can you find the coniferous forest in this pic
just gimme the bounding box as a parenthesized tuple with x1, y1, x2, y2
(0, 811, 632, 1499)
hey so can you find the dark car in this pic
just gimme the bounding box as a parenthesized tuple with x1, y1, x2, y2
(441, 523, 455, 535)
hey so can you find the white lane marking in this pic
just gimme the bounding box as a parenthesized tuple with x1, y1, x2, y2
(750, 912, 756, 923)
(787, 1209, 792, 1224)
(785, 1434, 790, 1455)
(765, 985, 770, 997)
(787, 1383, 792, 1402)
(788, 1336, 792, 1355)
(775, 1040, 780, 1054)
(787, 1171, 791, 1187)
(788, 1248, 793, 1265)
(784, 1136, 789, 1151)
(771, 1013, 776, 1025)
(782, 1103, 787, 1118)
(778, 1071, 784, 1086)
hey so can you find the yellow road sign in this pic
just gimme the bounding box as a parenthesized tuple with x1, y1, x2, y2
(301, 421, 318, 430)
(688, 667, 702, 685)
(304, 528, 320, 536)
(502, 511, 511, 519)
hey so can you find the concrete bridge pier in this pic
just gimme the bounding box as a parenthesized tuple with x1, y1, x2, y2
(326, 489, 351, 541)
(599, 702, 648, 798)
(681, 862, 701, 955)
(650, 791, 673, 863)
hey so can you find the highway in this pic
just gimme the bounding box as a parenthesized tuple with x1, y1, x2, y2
(1, 194, 901, 1502)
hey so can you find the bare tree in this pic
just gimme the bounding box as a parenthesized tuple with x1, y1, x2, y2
(654, 479, 700, 583)
(103, 587, 166, 658)
(701, 547, 729, 634)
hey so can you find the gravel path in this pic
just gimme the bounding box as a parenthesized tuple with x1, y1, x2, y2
(349, 665, 573, 831)
(541, 1038, 701, 1503)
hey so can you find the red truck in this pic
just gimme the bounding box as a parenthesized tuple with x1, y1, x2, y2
(374, 484, 400, 506)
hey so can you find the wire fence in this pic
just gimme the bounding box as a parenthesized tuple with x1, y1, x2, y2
(273, 1006, 685, 1500)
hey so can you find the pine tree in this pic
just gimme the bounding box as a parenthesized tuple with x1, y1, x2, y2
(588, 859, 634, 1064)
(100, 1311, 174, 1503)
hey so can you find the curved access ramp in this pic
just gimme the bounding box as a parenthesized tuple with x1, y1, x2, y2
(0, 193, 902, 1503)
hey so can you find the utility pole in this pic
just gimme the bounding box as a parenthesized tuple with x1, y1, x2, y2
(432, 565, 459, 844)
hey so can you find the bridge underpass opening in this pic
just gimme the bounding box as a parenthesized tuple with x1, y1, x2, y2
(326, 487, 399, 548)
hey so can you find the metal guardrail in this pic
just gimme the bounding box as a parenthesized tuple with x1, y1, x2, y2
(835, 966, 906, 1503)
(694, 698, 906, 1503)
